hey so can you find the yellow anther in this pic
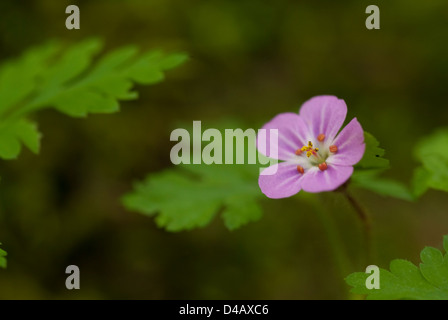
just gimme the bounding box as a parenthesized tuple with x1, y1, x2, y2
(301, 141, 320, 158)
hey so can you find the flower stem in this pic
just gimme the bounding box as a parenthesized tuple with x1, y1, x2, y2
(339, 183, 373, 265)
(302, 194, 353, 298)
(312, 195, 353, 276)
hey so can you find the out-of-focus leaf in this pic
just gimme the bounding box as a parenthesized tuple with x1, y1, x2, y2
(0, 243, 6, 269)
(0, 39, 187, 159)
(0, 42, 61, 113)
(413, 129, 448, 195)
(351, 170, 414, 201)
(0, 39, 187, 261)
(412, 166, 431, 198)
(0, 119, 41, 159)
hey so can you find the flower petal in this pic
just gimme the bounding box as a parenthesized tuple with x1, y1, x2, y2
(257, 112, 310, 161)
(300, 164, 353, 193)
(259, 162, 306, 199)
(326, 118, 365, 166)
(299, 95, 347, 142)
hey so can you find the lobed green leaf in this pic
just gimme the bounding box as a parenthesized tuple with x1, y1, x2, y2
(122, 164, 263, 232)
(346, 234, 448, 300)
(0, 39, 187, 159)
(352, 132, 413, 200)
(355, 132, 390, 170)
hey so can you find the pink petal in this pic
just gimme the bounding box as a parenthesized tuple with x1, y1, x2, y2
(300, 165, 353, 193)
(259, 162, 306, 199)
(299, 95, 347, 142)
(257, 112, 310, 161)
(327, 118, 365, 166)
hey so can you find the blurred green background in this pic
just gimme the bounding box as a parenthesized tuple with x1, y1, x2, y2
(0, 0, 447, 299)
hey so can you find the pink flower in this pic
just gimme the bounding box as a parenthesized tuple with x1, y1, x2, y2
(258, 96, 365, 199)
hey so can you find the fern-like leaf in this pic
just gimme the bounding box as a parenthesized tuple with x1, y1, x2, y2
(0, 38, 187, 159)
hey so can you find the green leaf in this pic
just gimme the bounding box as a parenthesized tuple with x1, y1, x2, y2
(122, 164, 262, 231)
(122, 122, 266, 231)
(355, 132, 389, 170)
(413, 128, 448, 195)
(0, 119, 41, 159)
(346, 234, 448, 300)
(0, 42, 61, 113)
(412, 166, 431, 198)
(222, 194, 263, 231)
(420, 247, 448, 290)
(444, 236, 448, 254)
(0, 243, 6, 269)
(350, 170, 414, 201)
(351, 133, 411, 200)
(0, 39, 187, 159)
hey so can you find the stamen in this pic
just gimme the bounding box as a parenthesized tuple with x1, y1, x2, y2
(297, 165, 304, 174)
(295, 149, 303, 155)
(300, 141, 320, 158)
(318, 162, 328, 171)
(317, 133, 325, 142)
(329, 145, 338, 153)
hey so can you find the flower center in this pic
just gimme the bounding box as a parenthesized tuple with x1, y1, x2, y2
(300, 141, 320, 158)
(294, 136, 339, 173)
